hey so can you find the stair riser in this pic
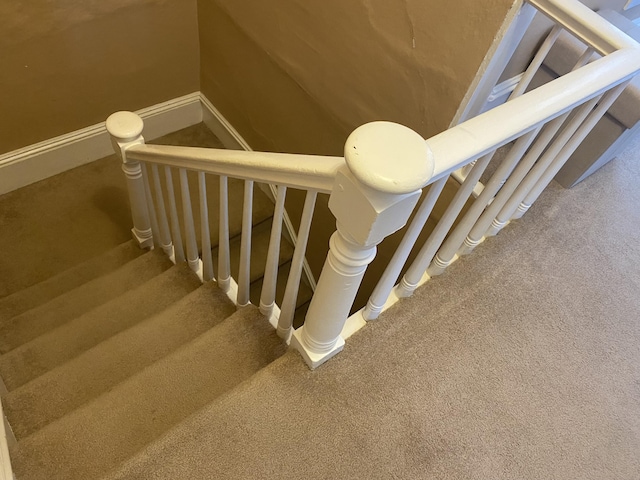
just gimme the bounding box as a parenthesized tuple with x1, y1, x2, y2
(11, 307, 286, 480)
(0, 264, 201, 390)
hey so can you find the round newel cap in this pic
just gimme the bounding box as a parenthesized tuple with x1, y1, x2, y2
(344, 121, 434, 195)
(106, 111, 144, 141)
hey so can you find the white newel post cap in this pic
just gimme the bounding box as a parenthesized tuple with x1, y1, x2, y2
(106, 111, 144, 141)
(344, 121, 434, 195)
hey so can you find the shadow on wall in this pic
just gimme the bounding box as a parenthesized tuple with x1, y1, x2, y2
(198, 0, 519, 155)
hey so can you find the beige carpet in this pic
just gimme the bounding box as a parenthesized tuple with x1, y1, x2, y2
(0, 123, 225, 298)
(0, 122, 306, 480)
(104, 136, 640, 479)
(2, 122, 640, 478)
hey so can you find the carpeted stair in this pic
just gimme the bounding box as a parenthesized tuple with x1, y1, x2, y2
(1, 227, 305, 479)
(0, 125, 313, 480)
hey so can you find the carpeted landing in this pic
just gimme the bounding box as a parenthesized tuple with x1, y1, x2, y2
(102, 130, 640, 480)
(2, 123, 640, 479)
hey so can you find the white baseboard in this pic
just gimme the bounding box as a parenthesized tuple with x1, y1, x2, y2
(0, 91, 319, 295)
(486, 73, 524, 103)
(0, 92, 203, 195)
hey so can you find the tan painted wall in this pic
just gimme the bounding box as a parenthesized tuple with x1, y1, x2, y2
(0, 0, 200, 154)
(198, 0, 520, 294)
(199, 0, 519, 156)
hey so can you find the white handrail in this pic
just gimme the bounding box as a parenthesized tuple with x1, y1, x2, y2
(530, 0, 640, 53)
(106, 0, 640, 371)
(126, 145, 344, 194)
(427, 48, 640, 182)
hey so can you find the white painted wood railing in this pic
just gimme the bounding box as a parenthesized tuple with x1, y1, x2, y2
(362, 0, 640, 321)
(0, 398, 14, 480)
(107, 0, 640, 369)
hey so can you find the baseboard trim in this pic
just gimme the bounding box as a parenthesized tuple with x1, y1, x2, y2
(0, 91, 319, 299)
(486, 73, 524, 103)
(0, 92, 203, 195)
(0, 397, 14, 480)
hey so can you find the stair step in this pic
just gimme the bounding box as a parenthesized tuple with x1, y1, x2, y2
(0, 249, 172, 354)
(0, 240, 144, 323)
(221, 216, 295, 284)
(249, 259, 314, 310)
(10, 306, 286, 480)
(0, 263, 201, 390)
(100, 352, 299, 480)
(2, 282, 236, 439)
(293, 300, 311, 329)
(162, 170, 276, 253)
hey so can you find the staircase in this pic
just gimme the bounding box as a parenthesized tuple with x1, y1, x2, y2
(0, 124, 310, 480)
(3, 2, 640, 476)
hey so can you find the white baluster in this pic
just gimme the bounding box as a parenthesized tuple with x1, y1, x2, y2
(485, 47, 600, 231)
(151, 164, 173, 257)
(506, 81, 629, 223)
(199, 172, 214, 282)
(508, 25, 562, 101)
(277, 190, 317, 340)
(483, 94, 603, 239)
(362, 176, 448, 321)
(106, 112, 153, 249)
(179, 168, 201, 276)
(217, 176, 231, 293)
(259, 186, 287, 317)
(237, 180, 254, 306)
(395, 151, 494, 298)
(140, 162, 160, 249)
(455, 109, 574, 256)
(426, 127, 540, 276)
(291, 122, 433, 368)
(164, 166, 185, 263)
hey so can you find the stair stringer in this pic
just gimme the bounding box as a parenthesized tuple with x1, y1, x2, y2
(0, 398, 14, 480)
(200, 93, 317, 294)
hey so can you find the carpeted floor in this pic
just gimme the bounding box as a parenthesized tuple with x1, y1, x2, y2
(104, 134, 640, 479)
(0, 123, 225, 299)
(2, 123, 640, 478)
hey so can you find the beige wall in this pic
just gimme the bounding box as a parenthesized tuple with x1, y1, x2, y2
(1, 0, 518, 155)
(197, 0, 520, 291)
(199, 0, 519, 156)
(0, 0, 200, 154)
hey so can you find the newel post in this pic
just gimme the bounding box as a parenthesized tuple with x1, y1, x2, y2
(291, 121, 434, 368)
(106, 111, 153, 249)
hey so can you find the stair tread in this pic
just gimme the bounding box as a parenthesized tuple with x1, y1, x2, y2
(0, 249, 172, 354)
(249, 259, 314, 310)
(3, 281, 236, 440)
(160, 171, 275, 253)
(221, 216, 295, 285)
(0, 240, 144, 323)
(100, 351, 301, 480)
(10, 305, 286, 480)
(0, 263, 201, 390)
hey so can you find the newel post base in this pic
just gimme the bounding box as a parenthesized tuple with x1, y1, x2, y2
(291, 329, 346, 369)
(291, 121, 433, 369)
(106, 112, 153, 249)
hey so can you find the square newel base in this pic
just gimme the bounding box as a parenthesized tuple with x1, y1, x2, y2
(290, 327, 345, 369)
(131, 228, 153, 250)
